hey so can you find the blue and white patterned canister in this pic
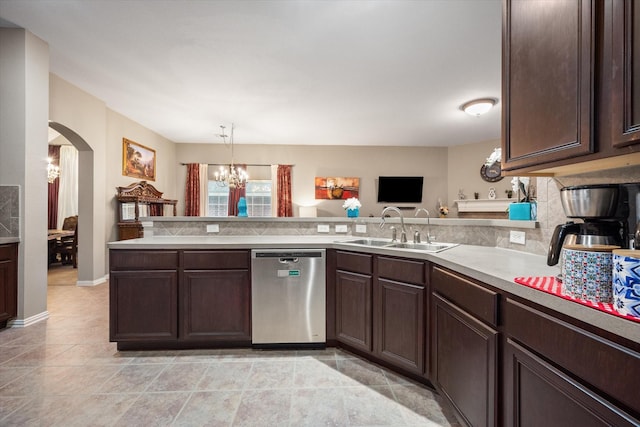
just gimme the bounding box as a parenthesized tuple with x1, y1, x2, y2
(612, 249, 640, 319)
(562, 245, 619, 303)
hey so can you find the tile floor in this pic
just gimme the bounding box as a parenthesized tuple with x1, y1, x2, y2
(0, 266, 461, 426)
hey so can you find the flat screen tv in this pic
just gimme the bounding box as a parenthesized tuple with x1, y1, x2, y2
(377, 176, 424, 203)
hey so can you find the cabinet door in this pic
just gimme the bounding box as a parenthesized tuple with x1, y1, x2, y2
(432, 293, 498, 427)
(502, 0, 595, 170)
(0, 244, 18, 326)
(611, 0, 640, 147)
(375, 278, 424, 375)
(504, 338, 639, 427)
(336, 270, 372, 352)
(109, 271, 178, 341)
(181, 270, 251, 342)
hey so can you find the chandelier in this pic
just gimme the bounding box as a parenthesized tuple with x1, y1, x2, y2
(214, 123, 248, 189)
(47, 157, 60, 183)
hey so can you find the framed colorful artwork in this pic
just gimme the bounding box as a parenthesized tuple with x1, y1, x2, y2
(315, 177, 360, 200)
(122, 138, 156, 181)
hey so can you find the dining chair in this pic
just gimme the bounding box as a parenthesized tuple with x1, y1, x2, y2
(53, 225, 78, 268)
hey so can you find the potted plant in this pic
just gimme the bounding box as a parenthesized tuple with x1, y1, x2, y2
(342, 197, 361, 218)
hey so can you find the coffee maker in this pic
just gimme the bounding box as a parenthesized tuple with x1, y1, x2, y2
(547, 184, 629, 266)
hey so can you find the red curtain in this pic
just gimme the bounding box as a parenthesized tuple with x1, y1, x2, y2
(47, 145, 60, 229)
(277, 165, 293, 217)
(228, 164, 247, 216)
(184, 163, 200, 216)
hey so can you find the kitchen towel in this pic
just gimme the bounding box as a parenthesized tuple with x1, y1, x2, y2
(514, 276, 640, 324)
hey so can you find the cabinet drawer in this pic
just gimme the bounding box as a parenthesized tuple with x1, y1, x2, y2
(110, 250, 179, 270)
(377, 256, 425, 286)
(0, 243, 17, 261)
(183, 250, 250, 270)
(431, 266, 497, 327)
(505, 298, 640, 415)
(336, 251, 372, 275)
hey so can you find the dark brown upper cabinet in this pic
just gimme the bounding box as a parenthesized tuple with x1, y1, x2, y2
(611, 0, 640, 148)
(502, 0, 595, 171)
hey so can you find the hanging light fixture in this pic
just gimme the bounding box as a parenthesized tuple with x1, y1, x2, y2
(47, 157, 60, 183)
(461, 98, 497, 116)
(214, 123, 248, 189)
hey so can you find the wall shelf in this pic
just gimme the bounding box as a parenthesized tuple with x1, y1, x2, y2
(454, 198, 514, 219)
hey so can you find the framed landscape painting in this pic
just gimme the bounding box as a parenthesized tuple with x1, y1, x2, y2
(122, 138, 156, 181)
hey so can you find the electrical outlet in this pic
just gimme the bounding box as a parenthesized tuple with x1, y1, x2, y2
(355, 224, 367, 233)
(206, 224, 220, 233)
(317, 224, 330, 233)
(510, 230, 526, 245)
(335, 225, 348, 233)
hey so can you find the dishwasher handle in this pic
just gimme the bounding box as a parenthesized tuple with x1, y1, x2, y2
(279, 257, 299, 263)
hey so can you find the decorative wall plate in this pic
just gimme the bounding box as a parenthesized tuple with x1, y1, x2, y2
(480, 162, 503, 182)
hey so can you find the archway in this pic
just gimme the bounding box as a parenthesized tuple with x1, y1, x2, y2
(48, 121, 95, 285)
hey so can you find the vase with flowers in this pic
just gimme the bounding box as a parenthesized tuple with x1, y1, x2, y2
(342, 197, 361, 218)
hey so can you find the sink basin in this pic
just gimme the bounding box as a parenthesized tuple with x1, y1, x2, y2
(387, 242, 459, 252)
(339, 239, 458, 253)
(339, 238, 394, 247)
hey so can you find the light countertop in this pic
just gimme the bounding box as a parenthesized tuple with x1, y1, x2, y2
(108, 235, 639, 344)
(0, 237, 20, 244)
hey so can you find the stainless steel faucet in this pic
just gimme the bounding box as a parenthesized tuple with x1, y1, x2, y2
(380, 207, 407, 243)
(414, 208, 433, 244)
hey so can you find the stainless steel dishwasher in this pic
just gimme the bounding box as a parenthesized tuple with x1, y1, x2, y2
(251, 249, 326, 347)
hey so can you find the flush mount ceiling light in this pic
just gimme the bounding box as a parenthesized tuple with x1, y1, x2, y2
(461, 98, 497, 116)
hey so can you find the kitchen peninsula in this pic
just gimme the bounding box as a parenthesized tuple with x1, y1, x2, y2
(109, 216, 640, 427)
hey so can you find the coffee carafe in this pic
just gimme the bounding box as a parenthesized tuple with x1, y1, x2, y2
(547, 184, 628, 266)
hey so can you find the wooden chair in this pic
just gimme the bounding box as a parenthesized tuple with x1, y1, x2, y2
(53, 225, 77, 268)
(61, 215, 78, 231)
(60, 215, 77, 245)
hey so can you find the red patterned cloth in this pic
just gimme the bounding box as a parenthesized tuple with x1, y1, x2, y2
(514, 276, 640, 323)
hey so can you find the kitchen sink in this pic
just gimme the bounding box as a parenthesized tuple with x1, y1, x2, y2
(338, 239, 458, 253)
(340, 238, 394, 247)
(387, 242, 459, 252)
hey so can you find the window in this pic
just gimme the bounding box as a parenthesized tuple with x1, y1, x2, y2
(207, 181, 229, 217)
(245, 181, 272, 217)
(207, 180, 272, 217)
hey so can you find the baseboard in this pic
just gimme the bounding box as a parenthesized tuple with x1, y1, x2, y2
(8, 310, 50, 328)
(77, 275, 107, 287)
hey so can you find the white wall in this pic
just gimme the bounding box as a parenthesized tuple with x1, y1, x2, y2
(446, 139, 512, 216)
(0, 28, 49, 321)
(105, 110, 177, 243)
(175, 144, 449, 217)
(49, 74, 107, 283)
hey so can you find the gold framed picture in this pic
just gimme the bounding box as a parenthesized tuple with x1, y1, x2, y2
(122, 138, 156, 181)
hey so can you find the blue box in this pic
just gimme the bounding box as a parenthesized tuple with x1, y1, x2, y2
(509, 202, 531, 220)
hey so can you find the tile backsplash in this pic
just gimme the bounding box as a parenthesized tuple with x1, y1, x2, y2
(0, 186, 20, 238)
(149, 165, 640, 258)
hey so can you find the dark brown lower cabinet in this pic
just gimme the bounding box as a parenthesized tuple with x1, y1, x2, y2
(0, 243, 18, 329)
(432, 293, 498, 427)
(109, 249, 251, 348)
(376, 279, 424, 374)
(181, 270, 251, 342)
(335, 269, 372, 352)
(504, 298, 640, 426)
(504, 338, 638, 427)
(335, 251, 427, 377)
(375, 254, 426, 376)
(109, 270, 178, 341)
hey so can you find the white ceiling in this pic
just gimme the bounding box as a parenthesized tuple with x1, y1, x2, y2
(0, 0, 502, 147)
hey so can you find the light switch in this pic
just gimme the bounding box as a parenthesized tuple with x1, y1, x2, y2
(355, 224, 367, 233)
(335, 225, 348, 233)
(207, 224, 220, 233)
(317, 224, 330, 233)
